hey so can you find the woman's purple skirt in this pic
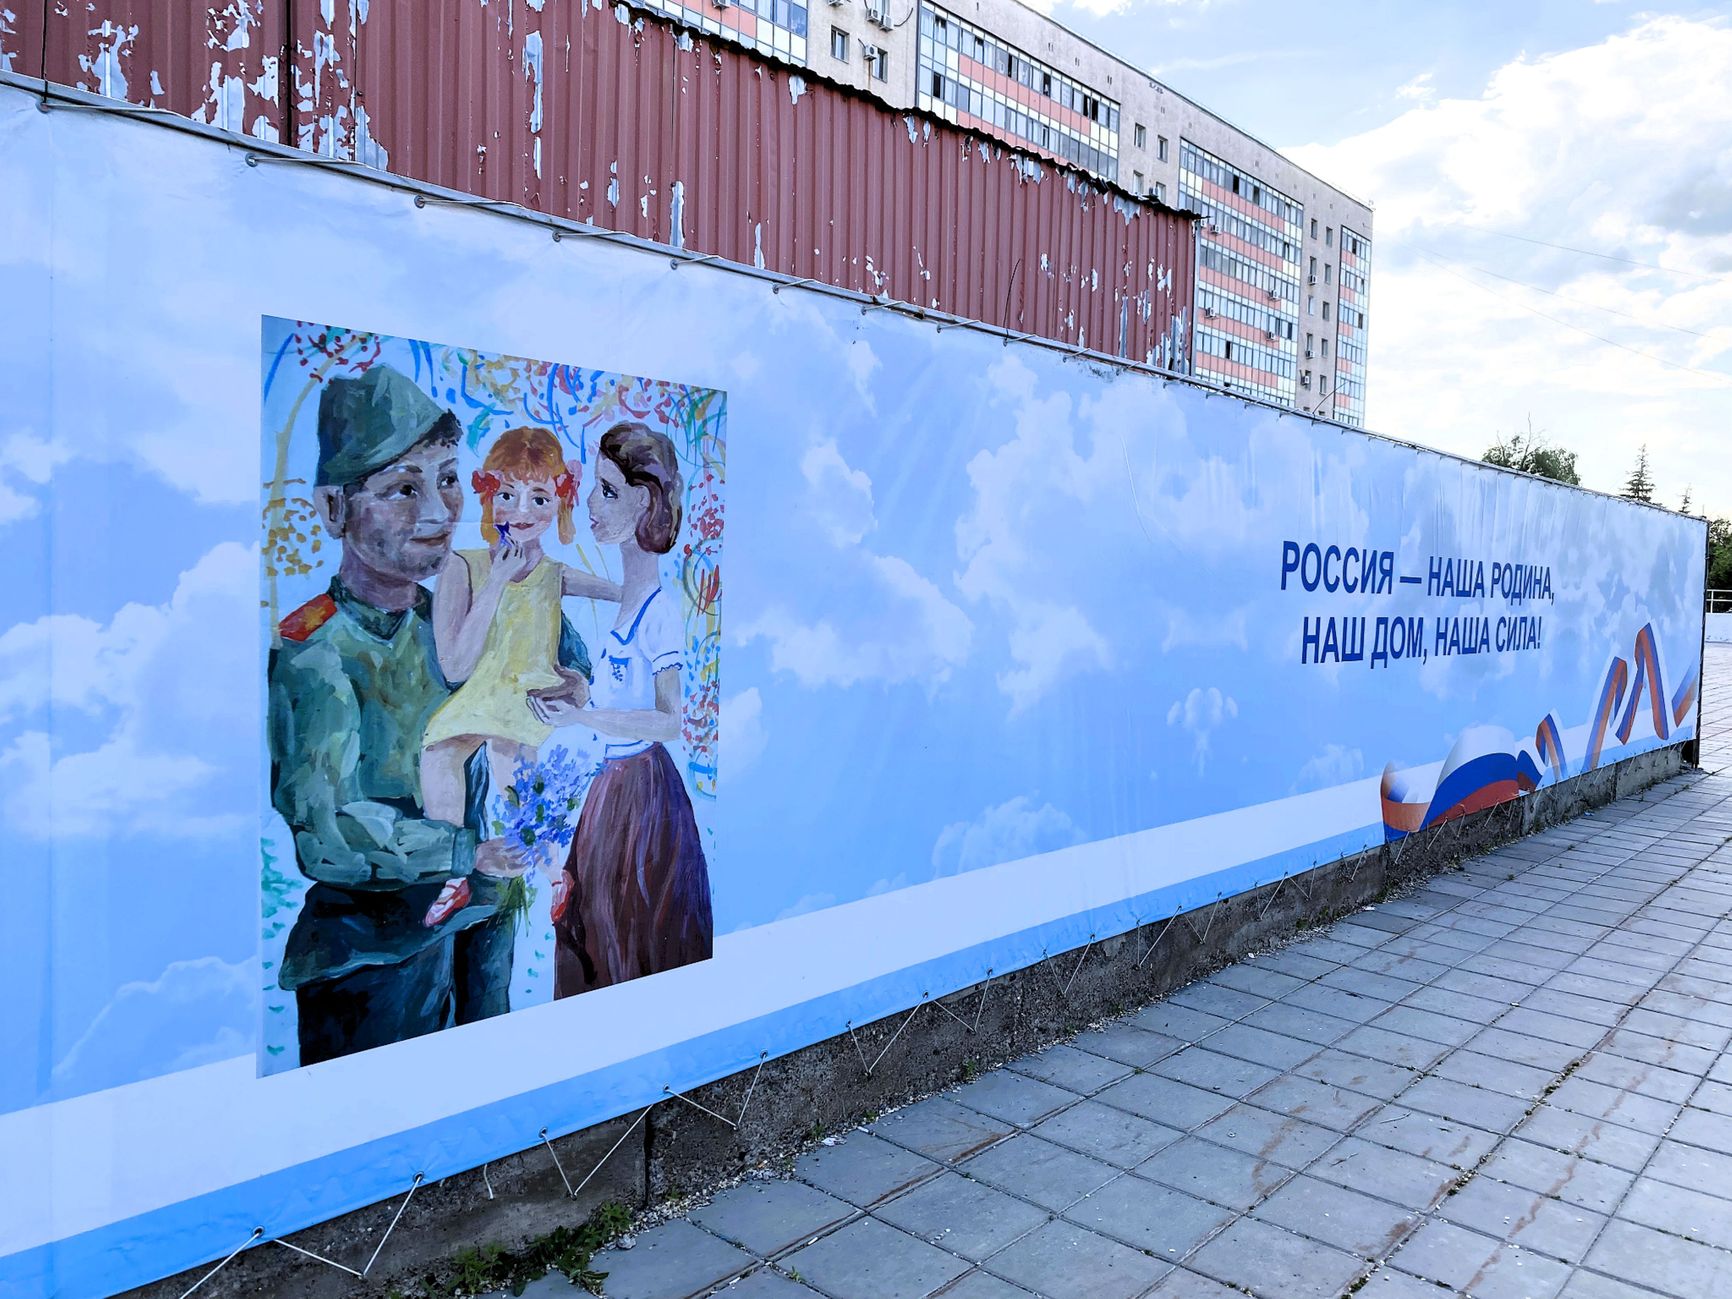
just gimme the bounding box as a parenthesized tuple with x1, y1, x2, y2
(554, 743, 713, 997)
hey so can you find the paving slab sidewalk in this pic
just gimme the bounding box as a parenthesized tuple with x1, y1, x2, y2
(516, 643, 1732, 1299)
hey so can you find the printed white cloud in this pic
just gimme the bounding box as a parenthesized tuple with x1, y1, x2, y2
(801, 439, 877, 546)
(3, 431, 71, 484)
(720, 686, 768, 778)
(1288, 15, 1732, 515)
(0, 541, 257, 838)
(0, 478, 37, 526)
(52, 957, 254, 1092)
(772, 891, 839, 922)
(932, 795, 1085, 876)
(951, 353, 1375, 707)
(745, 431, 970, 689)
(1158, 604, 1251, 653)
(0, 432, 69, 524)
(1292, 743, 1365, 794)
(1166, 685, 1237, 772)
(996, 600, 1112, 715)
(1150, 47, 1307, 78)
(737, 554, 971, 689)
(953, 355, 1120, 710)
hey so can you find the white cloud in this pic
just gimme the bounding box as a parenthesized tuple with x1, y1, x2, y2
(996, 600, 1111, 714)
(0, 478, 37, 526)
(773, 891, 838, 921)
(738, 554, 972, 689)
(720, 686, 767, 778)
(1288, 15, 1732, 515)
(1065, 0, 1217, 20)
(1158, 603, 1250, 653)
(932, 795, 1085, 876)
(801, 439, 877, 546)
(743, 438, 970, 689)
(0, 431, 71, 523)
(1166, 685, 1237, 772)
(1395, 71, 1435, 102)
(953, 355, 1120, 711)
(1292, 743, 1365, 793)
(52, 957, 254, 1092)
(0, 542, 258, 838)
(4, 432, 71, 484)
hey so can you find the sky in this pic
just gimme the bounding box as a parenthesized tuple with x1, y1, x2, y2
(1026, 0, 1732, 518)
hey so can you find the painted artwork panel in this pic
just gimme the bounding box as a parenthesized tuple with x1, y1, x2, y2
(259, 320, 726, 1072)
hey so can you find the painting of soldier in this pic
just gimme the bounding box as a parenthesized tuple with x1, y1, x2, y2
(260, 320, 724, 1071)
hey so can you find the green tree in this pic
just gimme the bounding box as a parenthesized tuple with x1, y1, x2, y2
(1482, 417, 1580, 485)
(1709, 517, 1732, 595)
(1623, 445, 1655, 503)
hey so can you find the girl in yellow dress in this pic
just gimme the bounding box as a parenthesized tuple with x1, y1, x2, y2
(421, 426, 620, 828)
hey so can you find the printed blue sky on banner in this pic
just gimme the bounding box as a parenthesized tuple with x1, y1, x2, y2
(0, 84, 1704, 1136)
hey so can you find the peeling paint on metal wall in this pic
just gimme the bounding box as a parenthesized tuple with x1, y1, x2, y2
(6, 0, 1195, 360)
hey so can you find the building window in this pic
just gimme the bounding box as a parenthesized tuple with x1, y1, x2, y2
(1321, 337, 1330, 358)
(1324, 263, 1333, 285)
(1310, 217, 1317, 239)
(1154, 181, 1166, 202)
(1133, 170, 1144, 192)
(916, 3, 1121, 182)
(1305, 332, 1314, 357)
(1307, 295, 1316, 316)
(1157, 134, 1169, 162)
(1325, 226, 1334, 247)
(1308, 255, 1317, 279)
(871, 45, 888, 80)
(642, 0, 807, 63)
(1322, 301, 1331, 321)
(831, 26, 849, 60)
(1301, 370, 1312, 389)
(1134, 123, 1146, 149)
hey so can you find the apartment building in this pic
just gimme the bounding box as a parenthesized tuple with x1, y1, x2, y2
(636, 0, 1373, 426)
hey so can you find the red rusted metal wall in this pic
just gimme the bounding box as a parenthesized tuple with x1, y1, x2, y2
(4, 0, 1195, 364)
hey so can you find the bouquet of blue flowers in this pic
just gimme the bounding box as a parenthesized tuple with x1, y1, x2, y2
(490, 745, 598, 930)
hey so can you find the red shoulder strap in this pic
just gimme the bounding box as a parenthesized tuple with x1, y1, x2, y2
(279, 594, 338, 643)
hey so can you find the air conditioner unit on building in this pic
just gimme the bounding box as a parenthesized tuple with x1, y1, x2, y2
(1304, 348, 1314, 359)
(1203, 307, 1217, 318)
(861, 42, 880, 61)
(1306, 274, 1316, 285)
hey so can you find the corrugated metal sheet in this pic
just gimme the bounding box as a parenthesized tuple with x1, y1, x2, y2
(4, 0, 1196, 365)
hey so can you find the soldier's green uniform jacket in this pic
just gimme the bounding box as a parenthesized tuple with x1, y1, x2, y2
(270, 578, 490, 990)
(269, 578, 591, 990)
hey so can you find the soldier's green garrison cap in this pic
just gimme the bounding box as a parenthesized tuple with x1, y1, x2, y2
(316, 365, 461, 487)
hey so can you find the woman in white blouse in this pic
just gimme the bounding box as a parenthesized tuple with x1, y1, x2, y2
(539, 421, 714, 996)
